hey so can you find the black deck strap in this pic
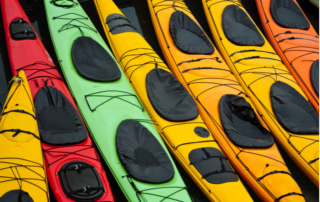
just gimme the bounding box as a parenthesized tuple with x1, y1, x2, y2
(52, 13, 97, 36)
(309, 158, 319, 164)
(230, 49, 276, 57)
(234, 56, 282, 63)
(0, 129, 40, 140)
(153, 0, 191, 15)
(15, 61, 63, 82)
(274, 31, 319, 38)
(16, 61, 56, 71)
(51, 0, 78, 7)
(85, 90, 144, 112)
(274, 192, 304, 202)
(177, 57, 222, 66)
(1, 110, 36, 120)
(124, 176, 140, 193)
(207, 0, 242, 9)
(182, 67, 231, 73)
(257, 170, 291, 181)
(190, 155, 228, 165)
(278, 37, 319, 43)
(123, 175, 186, 202)
(43, 145, 97, 167)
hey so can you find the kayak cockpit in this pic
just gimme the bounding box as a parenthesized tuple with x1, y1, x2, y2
(219, 94, 274, 148)
(34, 86, 87, 145)
(270, 0, 309, 30)
(169, 11, 214, 55)
(0, 190, 34, 202)
(146, 68, 199, 122)
(116, 119, 174, 183)
(270, 81, 319, 134)
(222, 5, 265, 46)
(72, 36, 121, 82)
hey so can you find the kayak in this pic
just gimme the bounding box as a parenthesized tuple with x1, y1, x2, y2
(43, 0, 192, 201)
(202, 0, 319, 188)
(94, 0, 253, 201)
(255, 0, 319, 112)
(0, 71, 49, 202)
(147, 0, 306, 201)
(1, 0, 114, 201)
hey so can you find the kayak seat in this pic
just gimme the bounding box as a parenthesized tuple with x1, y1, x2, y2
(219, 95, 274, 148)
(106, 14, 138, 35)
(222, 5, 265, 46)
(270, 81, 319, 134)
(169, 11, 214, 55)
(146, 68, 199, 122)
(116, 119, 174, 183)
(310, 60, 319, 96)
(58, 161, 104, 201)
(10, 18, 36, 40)
(189, 147, 238, 184)
(0, 190, 33, 202)
(34, 86, 87, 145)
(270, 0, 309, 30)
(72, 36, 121, 82)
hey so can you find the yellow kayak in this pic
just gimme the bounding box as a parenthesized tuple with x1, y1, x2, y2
(202, 0, 319, 187)
(94, 0, 253, 201)
(0, 71, 49, 201)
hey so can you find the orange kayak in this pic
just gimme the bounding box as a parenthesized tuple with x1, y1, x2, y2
(147, 0, 305, 201)
(255, 0, 319, 112)
(201, 0, 319, 189)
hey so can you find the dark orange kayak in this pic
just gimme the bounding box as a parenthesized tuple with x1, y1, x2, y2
(255, 0, 319, 112)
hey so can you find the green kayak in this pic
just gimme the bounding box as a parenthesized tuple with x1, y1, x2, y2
(43, 0, 192, 201)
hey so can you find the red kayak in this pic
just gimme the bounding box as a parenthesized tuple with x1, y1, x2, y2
(1, 0, 114, 201)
